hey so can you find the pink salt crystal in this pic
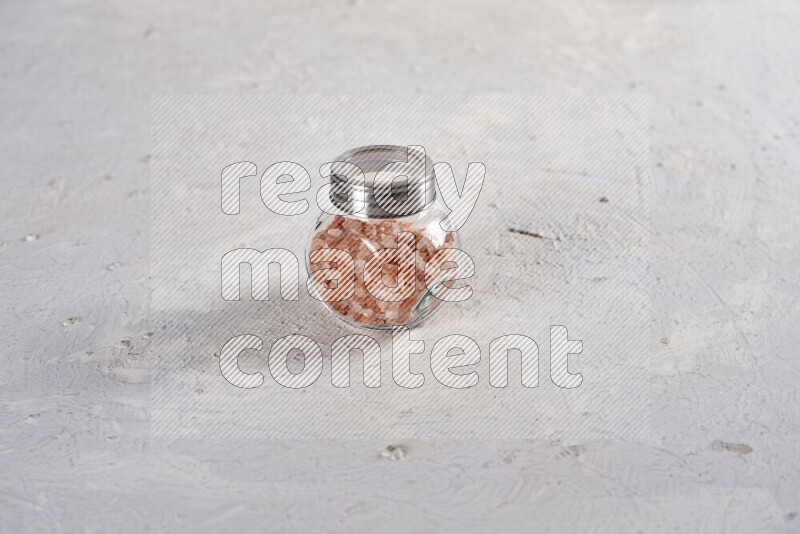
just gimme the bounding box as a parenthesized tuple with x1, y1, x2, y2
(354, 283, 369, 298)
(418, 240, 436, 263)
(379, 234, 396, 248)
(341, 217, 363, 233)
(398, 300, 412, 315)
(350, 300, 364, 316)
(309, 217, 455, 326)
(311, 237, 325, 250)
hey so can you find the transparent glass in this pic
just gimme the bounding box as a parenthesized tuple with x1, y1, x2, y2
(306, 200, 460, 330)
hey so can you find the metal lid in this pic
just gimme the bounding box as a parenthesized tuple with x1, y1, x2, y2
(328, 145, 436, 219)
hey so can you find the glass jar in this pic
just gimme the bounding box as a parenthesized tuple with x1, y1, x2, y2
(306, 145, 460, 330)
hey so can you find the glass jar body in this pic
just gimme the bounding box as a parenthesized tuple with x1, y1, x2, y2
(306, 202, 459, 330)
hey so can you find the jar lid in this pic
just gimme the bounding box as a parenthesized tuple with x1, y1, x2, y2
(328, 145, 436, 219)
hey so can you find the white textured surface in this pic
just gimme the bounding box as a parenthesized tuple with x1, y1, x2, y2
(1, 0, 799, 532)
(149, 94, 652, 441)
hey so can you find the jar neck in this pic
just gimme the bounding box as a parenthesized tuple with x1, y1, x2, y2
(339, 201, 438, 222)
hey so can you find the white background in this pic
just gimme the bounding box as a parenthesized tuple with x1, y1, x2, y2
(1, 1, 799, 532)
(150, 95, 651, 441)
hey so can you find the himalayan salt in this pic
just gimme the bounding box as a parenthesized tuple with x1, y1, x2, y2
(309, 215, 456, 327)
